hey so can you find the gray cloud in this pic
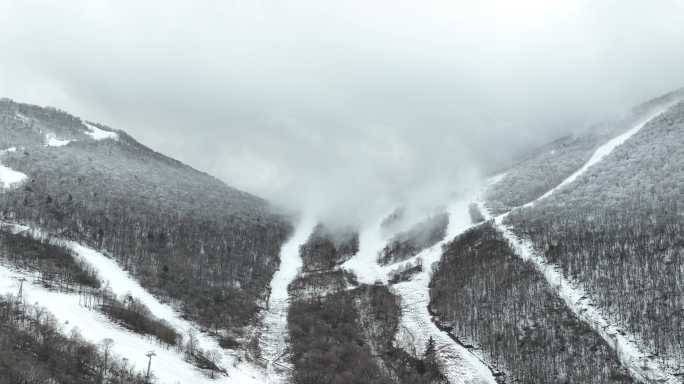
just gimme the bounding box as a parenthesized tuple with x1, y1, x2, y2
(2, 0, 684, 225)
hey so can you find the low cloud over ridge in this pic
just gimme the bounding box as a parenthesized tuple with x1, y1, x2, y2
(2, 0, 684, 225)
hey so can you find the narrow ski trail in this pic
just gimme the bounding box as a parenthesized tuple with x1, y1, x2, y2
(341, 198, 497, 384)
(391, 198, 497, 384)
(260, 217, 316, 384)
(482, 101, 682, 384)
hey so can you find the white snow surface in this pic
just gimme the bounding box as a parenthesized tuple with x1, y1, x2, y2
(85, 121, 119, 140)
(0, 147, 27, 189)
(260, 216, 316, 384)
(342, 211, 397, 285)
(45, 133, 72, 147)
(2, 222, 266, 384)
(0, 263, 261, 384)
(481, 100, 682, 383)
(390, 196, 496, 384)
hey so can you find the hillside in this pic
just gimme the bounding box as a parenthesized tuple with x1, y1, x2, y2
(0, 98, 291, 351)
(484, 88, 684, 215)
(505, 100, 684, 372)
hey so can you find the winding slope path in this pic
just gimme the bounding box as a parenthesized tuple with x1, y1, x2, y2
(481, 101, 681, 384)
(342, 198, 497, 384)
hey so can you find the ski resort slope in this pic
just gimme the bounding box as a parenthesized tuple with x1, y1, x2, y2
(482, 100, 682, 383)
(4, 223, 266, 384)
(342, 212, 395, 285)
(339, 196, 496, 383)
(261, 216, 316, 384)
(0, 264, 263, 384)
(392, 196, 497, 384)
(525, 102, 681, 208)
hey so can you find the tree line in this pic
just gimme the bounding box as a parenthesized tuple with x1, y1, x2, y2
(430, 223, 634, 384)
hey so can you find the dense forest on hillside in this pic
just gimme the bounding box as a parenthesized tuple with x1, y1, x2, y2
(288, 284, 445, 384)
(484, 134, 603, 214)
(288, 270, 356, 300)
(0, 229, 179, 347)
(506, 102, 684, 371)
(0, 99, 92, 148)
(299, 224, 359, 272)
(0, 100, 291, 341)
(379, 213, 448, 265)
(0, 229, 100, 289)
(430, 223, 633, 383)
(0, 294, 150, 384)
(485, 89, 684, 215)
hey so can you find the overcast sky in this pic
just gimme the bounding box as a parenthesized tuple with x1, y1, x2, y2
(2, 0, 684, 224)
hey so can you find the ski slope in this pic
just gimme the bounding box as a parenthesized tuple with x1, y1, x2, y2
(391, 197, 496, 384)
(2, 223, 266, 384)
(524, 102, 681, 208)
(341, 212, 395, 285)
(482, 100, 681, 383)
(260, 216, 316, 384)
(339, 198, 496, 383)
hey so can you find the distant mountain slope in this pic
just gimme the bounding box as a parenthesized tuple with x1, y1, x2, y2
(484, 88, 684, 214)
(0, 98, 291, 342)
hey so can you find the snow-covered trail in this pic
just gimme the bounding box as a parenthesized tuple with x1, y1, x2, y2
(0, 263, 261, 384)
(1, 222, 266, 384)
(391, 197, 497, 384)
(260, 216, 316, 384)
(339, 198, 496, 383)
(525, 102, 679, 208)
(481, 101, 681, 383)
(342, 211, 396, 285)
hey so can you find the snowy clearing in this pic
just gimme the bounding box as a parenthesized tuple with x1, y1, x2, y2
(85, 121, 119, 140)
(260, 216, 316, 384)
(391, 196, 497, 384)
(45, 133, 72, 147)
(480, 100, 682, 383)
(2, 222, 266, 384)
(0, 147, 27, 189)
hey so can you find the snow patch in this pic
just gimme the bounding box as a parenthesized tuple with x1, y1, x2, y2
(45, 133, 72, 147)
(85, 122, 119, 141)
(0, 147, 27, 189)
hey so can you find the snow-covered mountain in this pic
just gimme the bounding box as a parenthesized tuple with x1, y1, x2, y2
(1, 88, 684, 384)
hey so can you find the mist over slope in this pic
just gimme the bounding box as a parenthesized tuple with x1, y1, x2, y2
(3, 1, 684, 229)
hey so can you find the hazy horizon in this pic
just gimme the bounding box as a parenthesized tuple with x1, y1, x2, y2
(2, 0, 684, 225)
